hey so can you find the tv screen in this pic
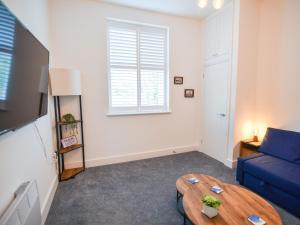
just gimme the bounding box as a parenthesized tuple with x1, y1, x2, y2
(0, 1, 49, 134)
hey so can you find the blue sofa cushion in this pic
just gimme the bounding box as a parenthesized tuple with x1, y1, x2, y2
(243, 154, 300, 199)
(236, 153, 265, 184)
(259, 127, 300, 163)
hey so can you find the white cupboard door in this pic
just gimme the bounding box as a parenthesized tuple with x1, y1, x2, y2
(202, 61, 229, 163)
(204, 16, 218, 60)
(217, 3, 233, 57)
(204, 2, 233, 61)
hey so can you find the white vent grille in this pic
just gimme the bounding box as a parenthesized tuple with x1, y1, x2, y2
(0, 181, 41, 225)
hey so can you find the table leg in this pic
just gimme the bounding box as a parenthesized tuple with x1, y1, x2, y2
(176, 191, 184, 216)
(177, 191, 181, 203)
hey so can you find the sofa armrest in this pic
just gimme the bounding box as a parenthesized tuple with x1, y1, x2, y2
(236, 153, 265, 184)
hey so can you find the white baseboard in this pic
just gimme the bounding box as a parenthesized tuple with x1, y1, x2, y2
(41, 176, 58, 225)
(225, 158, 237, 168)
(197, 148, 236, 169)
(65, 145, 199, 169)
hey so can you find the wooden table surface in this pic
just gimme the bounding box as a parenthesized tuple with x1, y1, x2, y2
(176, 174, 282, 225)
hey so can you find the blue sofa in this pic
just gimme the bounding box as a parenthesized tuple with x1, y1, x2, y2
(237, 127, 300, 218)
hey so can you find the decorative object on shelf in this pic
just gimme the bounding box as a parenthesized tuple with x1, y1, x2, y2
(253, 135, 258, 142)
(253, 128, 259, 142)
(198, 0, 224, 10)
(62, 113, 78, 135)
(201, 195, 221, 218)
(61, 135, 78, 148)
(184, 89, 194, 98)
(174, 76, 183, 85)
(62, 113, 76, 123)
(50, 68, 85, 182)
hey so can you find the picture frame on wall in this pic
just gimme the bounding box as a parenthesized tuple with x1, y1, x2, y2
(174, 76, 183, 85)
(61, 135, 78, 148)
(184, 89, 194, 98)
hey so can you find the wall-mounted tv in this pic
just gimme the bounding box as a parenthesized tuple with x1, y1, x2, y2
(0, 1, 49, 135)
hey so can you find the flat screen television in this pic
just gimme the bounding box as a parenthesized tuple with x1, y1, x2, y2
(0, 1, 49, 135)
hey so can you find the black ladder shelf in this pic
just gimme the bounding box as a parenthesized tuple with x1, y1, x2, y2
(54, 95, 86, 181)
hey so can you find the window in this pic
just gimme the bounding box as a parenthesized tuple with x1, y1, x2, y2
(107, 20, 169, 115)
(0, 3, 15, 102)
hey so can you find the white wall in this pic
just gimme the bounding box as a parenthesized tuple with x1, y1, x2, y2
(0, 0, 57, 223)
(228, 0, 300, 164)
(49, 0, 202, 167)
(256, 0, 300, 135)
(227, 0, 260, 163)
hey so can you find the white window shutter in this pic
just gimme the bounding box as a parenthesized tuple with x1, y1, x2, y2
(140, 28, 166, 107)
(108, 24, 138, 108)
(108, 20, 169, 114)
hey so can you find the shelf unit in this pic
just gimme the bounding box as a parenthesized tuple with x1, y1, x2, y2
(240, 140, 262, 157)
(54, 95, 85, 181)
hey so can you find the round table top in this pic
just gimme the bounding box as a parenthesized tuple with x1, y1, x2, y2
(176, 173, 282, 225)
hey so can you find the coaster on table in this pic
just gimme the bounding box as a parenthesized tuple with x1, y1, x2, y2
(248, 215, 266, 225)
(211, 185, 223, 194)
(187, 177, 199, 184)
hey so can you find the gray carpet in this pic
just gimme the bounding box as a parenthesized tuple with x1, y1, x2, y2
(46, 152, 300, 225)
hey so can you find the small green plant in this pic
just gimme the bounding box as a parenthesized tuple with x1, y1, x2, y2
(62, 113, 78, 135)
(62, 113, 76, 123)
(202, 195, 221, 208)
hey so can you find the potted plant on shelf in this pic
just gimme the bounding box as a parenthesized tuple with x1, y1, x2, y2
(62, 113, 78, 135)
(201, 195, 221, 218)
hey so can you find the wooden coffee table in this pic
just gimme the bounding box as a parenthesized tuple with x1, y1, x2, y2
(176, 174, 282, 225)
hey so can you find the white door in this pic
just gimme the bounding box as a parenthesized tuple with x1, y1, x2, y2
(202, 61, 229, 163)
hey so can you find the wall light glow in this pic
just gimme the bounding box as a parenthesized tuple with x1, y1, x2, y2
(198, 0, 208, 8)
(241, 120, 268, 142)
(213, 0, 225, 9)
(255, 123, 268, 141)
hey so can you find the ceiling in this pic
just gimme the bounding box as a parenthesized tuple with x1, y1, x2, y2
(102, 0, 232, 19)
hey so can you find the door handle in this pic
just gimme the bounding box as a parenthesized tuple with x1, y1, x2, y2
(218, 113, 226, 117)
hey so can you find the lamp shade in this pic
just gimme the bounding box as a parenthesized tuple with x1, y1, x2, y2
(50, 68, 81, 96)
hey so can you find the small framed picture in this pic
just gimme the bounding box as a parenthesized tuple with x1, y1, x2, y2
(184, 89, 194, 98)
(174, 76, 183, 85)
(61, 135, 77, 148)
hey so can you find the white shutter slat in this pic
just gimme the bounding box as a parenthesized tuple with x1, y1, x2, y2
(110, 68, 137, 107)
(140, 29, 166, 107)
(141, 69, 164, 106)
(108, 20, 168, 113)
(109, 25, 138, 108)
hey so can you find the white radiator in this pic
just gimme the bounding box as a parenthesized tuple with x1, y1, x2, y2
(0, 180, 41, 225)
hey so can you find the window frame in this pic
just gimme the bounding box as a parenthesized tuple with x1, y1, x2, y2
(106, 18, 170, 116)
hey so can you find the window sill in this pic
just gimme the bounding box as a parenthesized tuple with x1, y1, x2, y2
(107, 110, 171, 117)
